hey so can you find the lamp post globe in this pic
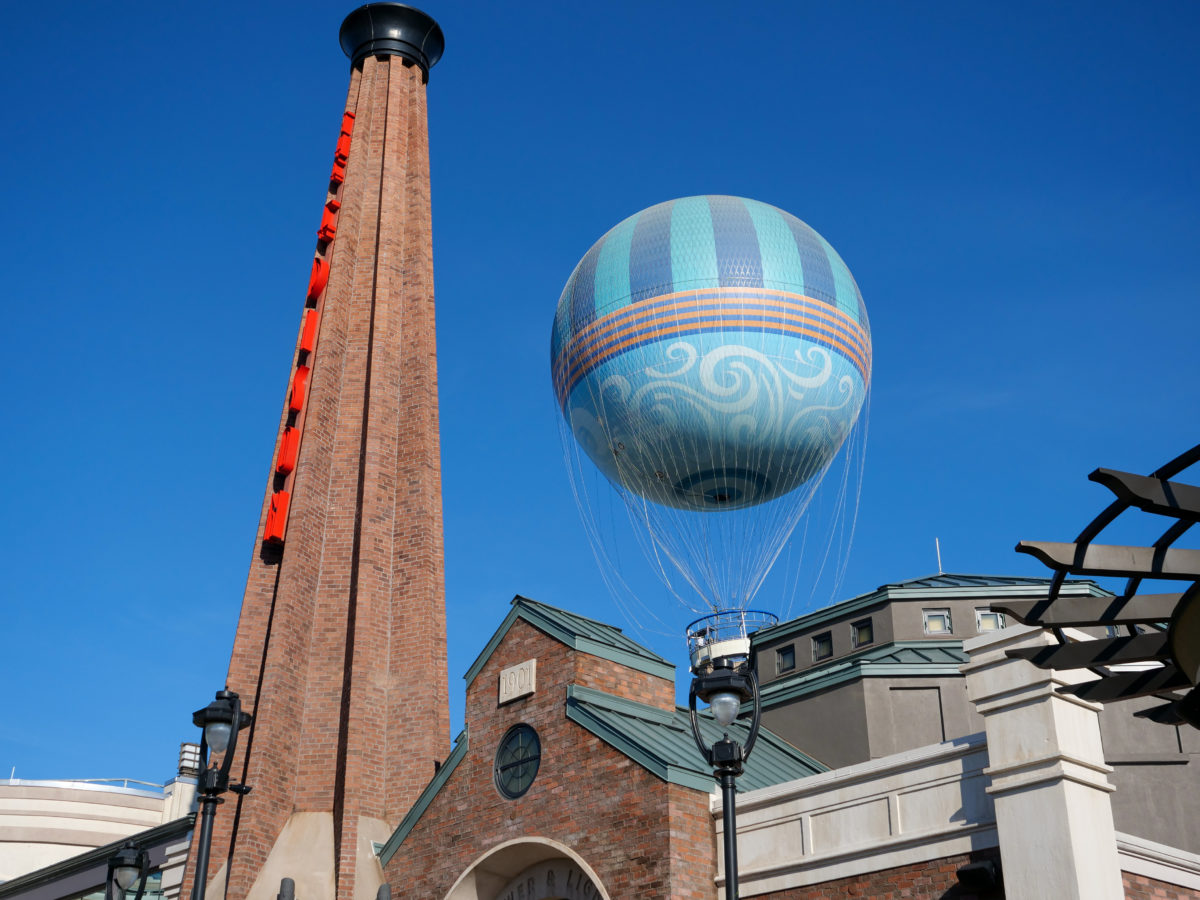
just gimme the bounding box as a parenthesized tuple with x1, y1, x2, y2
(107, 841, 149, 900)
(192, 690, 249, 766)
(112, 866, 140, 893)
(708, 690, 745, 728)
(204, 721, 233, 755)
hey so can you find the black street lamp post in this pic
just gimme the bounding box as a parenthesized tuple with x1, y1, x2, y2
(190, 689, 253, 900)
(107, 841, 150, 900)
(688, 658, 762, 900)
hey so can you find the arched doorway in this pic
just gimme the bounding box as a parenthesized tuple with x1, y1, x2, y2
(444, 837, 611, 900)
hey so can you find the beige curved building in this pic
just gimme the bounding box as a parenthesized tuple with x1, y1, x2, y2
(0, 745, 198, 889)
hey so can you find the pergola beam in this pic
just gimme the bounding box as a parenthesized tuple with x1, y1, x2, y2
(1057, 665, 1188, 702)
(1090, 468, 1200, 522)
(1006, 632, 1168, 670)
(1016, 542, 1200, 580)
(992, 593, 1181, 627)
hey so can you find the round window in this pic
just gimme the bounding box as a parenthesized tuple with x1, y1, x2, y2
(494, 723, 541, 799)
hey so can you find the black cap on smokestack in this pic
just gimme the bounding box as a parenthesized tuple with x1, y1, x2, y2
(339, 3, 444, 79)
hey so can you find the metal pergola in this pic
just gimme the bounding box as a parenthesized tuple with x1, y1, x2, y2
(991, 443, 1200, 728)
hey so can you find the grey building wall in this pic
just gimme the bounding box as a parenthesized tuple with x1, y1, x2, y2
(889, 597, 1001, 643)
(755, 601, 892, 681)
(760, 681, 869, 770)
(762, 675, 983, 770)
(755, 596, 1010, 685)
(862, 676, 983, 760)
(1099, 696, 1200, 854)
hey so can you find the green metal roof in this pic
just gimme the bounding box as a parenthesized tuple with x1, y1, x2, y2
(759, 640, 970, 708)
(862, 642, 970, 665)
(565, 684, 827, 793)
(754, 572, 1110, 646)
(878, 573, 1106, 591)
(464, 595, 675, 686)
(883, 578, 1070, 592)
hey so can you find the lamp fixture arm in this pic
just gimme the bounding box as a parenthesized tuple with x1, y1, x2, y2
(219, 693, 248, 791)
(688, 682, 714, 766)
(742, 669, 762, 762)
(131, 852, 149, 900)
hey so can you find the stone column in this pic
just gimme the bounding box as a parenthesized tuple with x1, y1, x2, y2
(962, 625, 1123, 900)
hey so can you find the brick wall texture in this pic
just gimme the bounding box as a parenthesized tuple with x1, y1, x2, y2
(749, 856, 1200, 900)
(755, 850, 1002, 900)
(1124, 871, 1200, 900)
(184, 52, 449, 900)
(384, 619, 718, 898)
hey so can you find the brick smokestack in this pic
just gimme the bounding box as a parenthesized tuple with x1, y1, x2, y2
(184, 6, 449, 900)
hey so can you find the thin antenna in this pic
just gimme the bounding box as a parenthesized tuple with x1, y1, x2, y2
(935, 537, 943, 575)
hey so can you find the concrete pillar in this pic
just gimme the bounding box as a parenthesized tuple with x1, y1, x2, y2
(962, 625, 1123, 900)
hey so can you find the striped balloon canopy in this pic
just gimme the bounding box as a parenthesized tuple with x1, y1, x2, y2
(552, 196, 871, 512)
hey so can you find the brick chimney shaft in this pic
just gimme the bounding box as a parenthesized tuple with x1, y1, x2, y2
(183, 8, 449, 900)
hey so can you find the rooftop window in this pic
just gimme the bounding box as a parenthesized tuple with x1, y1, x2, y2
(851, 618, 873, 648)
(812, 631, 833, 661)
(923, 609, 952, 635)
(776, 645, 796, 673)
(975, 608, 1005, 632)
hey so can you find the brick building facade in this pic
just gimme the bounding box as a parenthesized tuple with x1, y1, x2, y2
(753, 851, 1001, 900)
(375, 598, 822, 899)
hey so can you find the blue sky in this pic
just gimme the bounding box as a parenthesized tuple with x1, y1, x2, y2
(1, 1, 1197, 783)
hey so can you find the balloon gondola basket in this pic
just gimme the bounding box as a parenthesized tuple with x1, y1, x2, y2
(686, 609, 779, 673)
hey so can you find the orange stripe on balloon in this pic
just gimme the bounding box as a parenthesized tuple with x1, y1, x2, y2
(560, 300, 869, 384)
(558, 300, 871, 394)
(555, 289, 869, 383)
(565, 286, 868, 358)
(560, 316, 871, 401)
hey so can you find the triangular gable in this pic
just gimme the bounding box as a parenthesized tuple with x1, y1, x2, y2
(463, 595, 674, 687)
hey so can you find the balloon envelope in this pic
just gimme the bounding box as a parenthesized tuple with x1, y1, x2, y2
(552, 196, 871, 513)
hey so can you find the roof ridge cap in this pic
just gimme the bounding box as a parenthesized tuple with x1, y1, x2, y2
(566, 683, 676, 723)
(513, 594, 629, 632)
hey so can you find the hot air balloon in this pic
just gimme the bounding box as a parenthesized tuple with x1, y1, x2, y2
(551, 195, 871, 633)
